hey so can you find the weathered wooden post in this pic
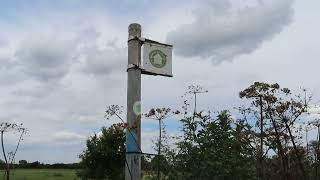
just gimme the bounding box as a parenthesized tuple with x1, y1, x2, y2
(126, 23, 173, 180)
(126, 23, 142, 180)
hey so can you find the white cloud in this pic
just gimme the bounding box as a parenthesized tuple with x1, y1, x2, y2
(308, 105, 320, 115)
(0, 13, 127, 162)
(15, 37, 75, 82)
(52, 131, 86, 142)
(0, 37, 7, 47)
(1, 0, 320, 164)
(167, 0, 294, 64)
(141, 130, 158, 153)
(80, 42, 127, 76)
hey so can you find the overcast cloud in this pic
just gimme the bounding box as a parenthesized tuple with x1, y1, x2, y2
(15, 36, 75, 82)
(0, 0, 319, 163)
(167, 0, 294, 64)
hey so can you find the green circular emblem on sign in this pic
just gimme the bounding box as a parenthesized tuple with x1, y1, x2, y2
(149, 49, 167, 68)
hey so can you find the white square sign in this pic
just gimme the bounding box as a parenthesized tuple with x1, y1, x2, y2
(142, 41, 172, 77)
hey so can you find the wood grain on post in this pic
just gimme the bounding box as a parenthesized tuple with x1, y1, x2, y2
(126, 23, 142, 180)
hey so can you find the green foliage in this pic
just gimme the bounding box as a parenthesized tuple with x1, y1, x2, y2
(77, 123, 126, 180)
(83, 82, 317, 180)
(148, 110, 257, 180)
(170, 111, 257, 180)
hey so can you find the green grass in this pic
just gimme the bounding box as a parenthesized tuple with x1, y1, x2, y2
(0, 169, 79, 180)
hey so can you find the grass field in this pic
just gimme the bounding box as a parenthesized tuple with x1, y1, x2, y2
(0, 169, 79, 180)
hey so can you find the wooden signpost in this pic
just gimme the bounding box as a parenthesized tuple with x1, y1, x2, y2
(126, 23, 173, 180)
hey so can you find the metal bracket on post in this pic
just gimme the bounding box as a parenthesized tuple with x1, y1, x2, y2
(128, 36, 145, 44)
(127, 64, 144, 72)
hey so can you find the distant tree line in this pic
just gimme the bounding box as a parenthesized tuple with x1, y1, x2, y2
(0, 160, 80, 169)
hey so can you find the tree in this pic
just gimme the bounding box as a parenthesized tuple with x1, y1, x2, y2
(168, 110, 257, 180)
(144, 107, 180, 180)
(81, 83, 317, 180)
(239, 82, 311, 180)
(143, 85, 258, 180)
(77, 123, 126, 180)
(308, 119, 320, 180)
(0, 122, 27, 180)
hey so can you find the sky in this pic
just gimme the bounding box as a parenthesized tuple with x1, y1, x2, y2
(0, 0, 320, 163)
